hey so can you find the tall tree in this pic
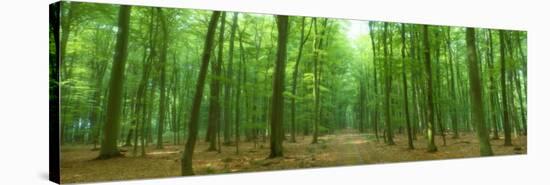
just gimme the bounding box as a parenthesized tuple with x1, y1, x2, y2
(433, 28, 447, 146)
(422, 25, 437, 152)
(223, 12, 239, 145)
(368, 22, 380, 142)
(235, 22, 246, 155)
(97, 5, 132, 159)
(383, 23, 395, 145)
(181, 11, 221, 176)
(312, 18, 328, 144)
(290, 17, 312, 142)
(486, 30, 500, 140)
(499, 30, 513, 146)
(466, 28, 494, 156)
(400, 24, 414, 149)
(445, 27, 459, 139)
(156, 8, 169, 149)
(269, 15, 289, 158)
(207, 12, 226, 151)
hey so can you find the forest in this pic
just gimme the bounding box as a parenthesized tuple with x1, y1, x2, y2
(50, 2, 527, 183)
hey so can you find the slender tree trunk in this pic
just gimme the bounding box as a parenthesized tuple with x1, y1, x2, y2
(514, 32, 527, 100)
(422, 25, 437, 152)
(156, 8, 169, 149)
(512, 70, 527, 135)
(223, 12, 238, 145)
(400, 24, 414, 149)
(486, 30, 500, 140)
(433, 29, 447, 146)
(312, 18, 319, 144)
(359, 81, 365, 133)
(171, 58, 180, 145)
(368, 22, 380, 142)
(125, 96, 136, 147)
(499, 30, 513, 146)
(291, 17, 312, 143)
(312, 18, 327, 144)
(383, 23, 395, 145)
(181, 11, 221, 176)
(207, 12, 226, 151)
(235, 24, 246, 155)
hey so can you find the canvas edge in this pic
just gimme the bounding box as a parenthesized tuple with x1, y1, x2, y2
(49, 1, 61, 184)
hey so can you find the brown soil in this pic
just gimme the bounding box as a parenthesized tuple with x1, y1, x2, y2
(60, 129, 527, 184)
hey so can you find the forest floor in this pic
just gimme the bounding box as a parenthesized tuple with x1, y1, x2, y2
(60, 129, 527, 183)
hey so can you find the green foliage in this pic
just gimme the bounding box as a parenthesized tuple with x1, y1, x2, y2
(58, 2, 527, 155)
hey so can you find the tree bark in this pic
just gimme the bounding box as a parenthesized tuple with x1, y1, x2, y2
(269, 15, 289, 158)
(97, 5, 131, 159)
(422, 25, 437, 152)
(400, 24, 414, 149)
(181, 11, 221, 176)
(223, 12, 239, 145)
(156, 8, 169, 149)
(207, 12, 226, 151)
(466, 28, 494, 156)
(383, 23, 395, 145)
(499, 30, 513, 146)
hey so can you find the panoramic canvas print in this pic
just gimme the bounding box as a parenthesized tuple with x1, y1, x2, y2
(49, 1, 527, 184)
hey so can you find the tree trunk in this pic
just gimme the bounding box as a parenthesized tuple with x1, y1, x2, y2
(499, 30, 513, 146)
(400, 24, 414, 149)
(181, 11, 221, 176)
(433, 29, 447, 146)
(223, 12, 238, 145)
(368, 22, 380, 142)
(97, 5, 131, 159)
(312, 19, 328, 144)
(207, 12, 226, 151)
(422, 25, 437, 152)
(269, 15, 289, 158)
(512, 70, 527, 135)
(486, 30, 500, 140)
(291, 17, 312, 143)
(235, 23, 246, 155)
(382, 23, 395, 145)
(466, 28, 494, 156)
(156, 8, 169, 149)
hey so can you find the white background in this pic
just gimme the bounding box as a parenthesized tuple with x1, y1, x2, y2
(0, 0, 548, 184)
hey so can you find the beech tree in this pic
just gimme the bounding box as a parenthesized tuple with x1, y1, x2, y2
(466, 28, 494, 156)
(422, 25, 437, 153)
(269, 15, 289, 158)
(98, 5, 132, 159)
(181, 11, 221, 176)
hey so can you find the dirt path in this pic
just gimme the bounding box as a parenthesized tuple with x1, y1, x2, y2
(331, 129, 367, 165)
